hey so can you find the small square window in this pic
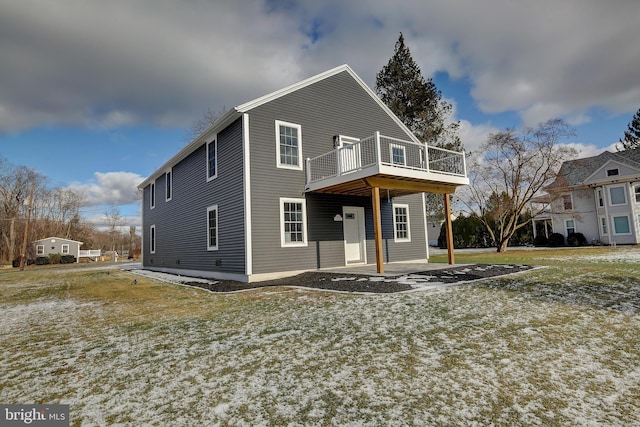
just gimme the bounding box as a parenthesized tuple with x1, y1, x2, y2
(607, 168, 619, 176)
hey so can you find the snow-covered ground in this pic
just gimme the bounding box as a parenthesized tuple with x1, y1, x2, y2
(1, 256, 639, 425)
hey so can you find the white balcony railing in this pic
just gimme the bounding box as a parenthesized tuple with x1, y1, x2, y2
(306, 132, 467, 186)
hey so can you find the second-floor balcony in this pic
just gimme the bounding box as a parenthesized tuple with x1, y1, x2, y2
(305, 132, 469, 196)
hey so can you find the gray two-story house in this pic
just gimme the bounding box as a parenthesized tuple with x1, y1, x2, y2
(138, 65, 469, 282)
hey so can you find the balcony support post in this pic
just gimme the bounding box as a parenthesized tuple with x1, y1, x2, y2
(371, 185, 384, 274)
(443, 193, 455, 265)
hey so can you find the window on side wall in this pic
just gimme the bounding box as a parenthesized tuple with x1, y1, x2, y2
(600, 217, 608, 235)
(393, 204, 411, 242)
(280, 198, 307, 247)
(276, 121, 302, 170)
(635, 185, 640, 203)
(150, 182, 155, 209)
(562, 194, 573, 210)
(207, 205, 218, 251)
(150, 225, 156, 254)
(61, 244, 69, 254)
(36, 245, 44, 255)
(597, 189, 604, 207)
(207, 139, 218, 181)
(166, 169, 172, 201)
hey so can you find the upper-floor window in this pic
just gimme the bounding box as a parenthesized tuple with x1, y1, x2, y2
(165, 169, 172, 201)
(276, 121, 302, 170)
(207, 205, 218, 251)
(607, 168, 619, 176)
(390, 144, 406, 166)
(61, 244, 69, 254)
(280, 197, 307, 247)
(635, 185, 640, 203)
(609, 186, 626, 205)
(150, 182, 156, 209)
(207, 139, 218, 181)
(393, 204, 411, 242)
(597, 189, 604, 207)
(562, 194, 573, 210)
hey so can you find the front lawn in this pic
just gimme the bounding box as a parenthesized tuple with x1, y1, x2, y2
(1, 247, 639, 425)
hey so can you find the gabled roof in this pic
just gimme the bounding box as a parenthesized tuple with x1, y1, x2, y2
(547, 149, 640, 190)
(33, 236, 83, 244)
(139, 64, 417, 189)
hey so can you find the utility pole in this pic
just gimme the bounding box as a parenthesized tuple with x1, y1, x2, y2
(19, 183, 35, 271)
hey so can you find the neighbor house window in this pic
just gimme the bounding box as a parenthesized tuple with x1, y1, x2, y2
(280, 197, 307, 247)
(165, 169, 172, 201)
(635, 185, 640, 203)
(562, 194, 573, 210)
(565, 219, 575, 235)
(609, 186, 626, 205)
(207, 139, 217, 181)
(61, 244, 69, 254)
(597, 189, 604, 207)
(612, 216, 630, 234)
(207, 205, 218, 251)
(276, 121, 302, 170)
(390, 144, 406, 166)
(36, 245, 44, 255)
(393, 204, 411, 242)
(150, 182, 155, 209)
(607, 168, 619, 176)
(600, 217, 608, 235)
(150, 225, 156, 254)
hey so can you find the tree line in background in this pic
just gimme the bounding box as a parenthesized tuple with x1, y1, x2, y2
(0, 156, 141, 265)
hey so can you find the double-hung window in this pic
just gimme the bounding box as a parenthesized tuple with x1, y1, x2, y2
(150, 182, 155, 209)
(150, 225, 156, 254)
(207, 205, 219, 251)
(166, 169, 172, 201)
(280, 198, 307, 247)
(276, 121, 302, 170)
(562, 194, 573, 210)
(61, 244, 69, 254)
(36, 245, 44, 255)
(393, 204, 411, 242)
(597, 189, 604, 207)
(635, 185, 640, 203)
(207, 139, 218, 181)
(565, 219, 575, 235)
(600, 217, 608, 235)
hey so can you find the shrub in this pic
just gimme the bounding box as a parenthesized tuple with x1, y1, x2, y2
(60, 255, 76, 264)
(534, 234, 549, 247)
(48, 253, 62, 264)
(35, 257, 50, 265)
(548, 232, 565, 247)
(567, 232, 587, 247)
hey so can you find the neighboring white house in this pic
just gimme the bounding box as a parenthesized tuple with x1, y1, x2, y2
(534, 150, 640, 245)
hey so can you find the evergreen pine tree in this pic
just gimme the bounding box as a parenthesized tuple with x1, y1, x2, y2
(375, 33, 461, 151)
(618, 108, 640, 151)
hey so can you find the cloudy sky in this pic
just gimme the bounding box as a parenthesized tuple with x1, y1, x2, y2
(1, 0, 639, 227)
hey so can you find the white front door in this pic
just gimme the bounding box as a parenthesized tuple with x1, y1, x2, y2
(343, 206, 366, 264)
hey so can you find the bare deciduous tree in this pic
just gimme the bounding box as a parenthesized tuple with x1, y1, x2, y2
(464, 118, 577, 252)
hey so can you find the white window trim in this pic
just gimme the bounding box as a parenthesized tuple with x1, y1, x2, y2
(150, 224, 156, 254)
(275, 120, 303, 170)
(393, 203, 411, 242)
(599, 216, 608, 236)
(565, 219, 576, 236)
(207, 205, 219, 251)
(280, 197, 308, 247)
(390, 143, 407, 166)
(609, 185, 627, 206)
(36, 245, 44, 255)
(150, 182, 155, 209)
(165, 169, 172, 202)
(597, 188, 604, 207)
(207, 138, 218, 182)
(61, 244, 69, 254)
(611, 215, 631, 235)
(561, 194, 573, 211)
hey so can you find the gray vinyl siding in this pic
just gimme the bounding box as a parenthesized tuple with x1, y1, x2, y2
(33, 238, 81, 258)
(142, 118, 246, 274)
(247, 70, 426, 274)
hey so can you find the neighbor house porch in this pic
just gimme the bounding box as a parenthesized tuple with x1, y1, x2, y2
(305, 132, 469, 273)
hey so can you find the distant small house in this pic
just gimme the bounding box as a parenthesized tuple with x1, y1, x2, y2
(33, 237, 82, 262)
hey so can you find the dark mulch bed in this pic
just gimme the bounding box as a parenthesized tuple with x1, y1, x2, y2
(182, 264, 534, 294)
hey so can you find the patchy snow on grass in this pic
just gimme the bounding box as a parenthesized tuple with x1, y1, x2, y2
(1, 265, 639, 425)
(538, 246, 640, 263)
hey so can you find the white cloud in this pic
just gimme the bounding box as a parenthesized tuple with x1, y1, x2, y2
(68, 171, 143, 207)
